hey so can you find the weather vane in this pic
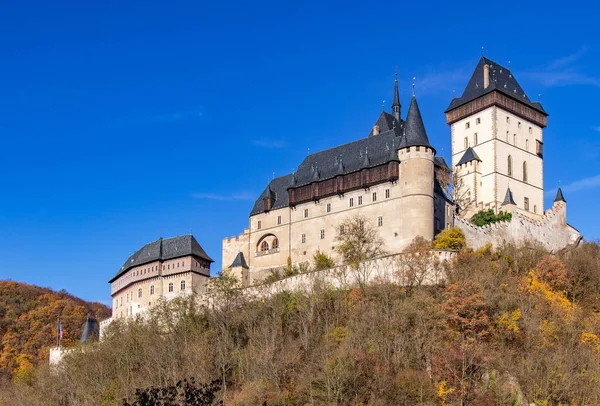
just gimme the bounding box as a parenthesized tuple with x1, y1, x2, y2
(382, 100, 386, 111)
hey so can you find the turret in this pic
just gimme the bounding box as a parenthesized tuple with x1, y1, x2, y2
(501, 187, 517, 214)
(228, 252, 249, 287)
(398, 95, 435, 246)
(392, 76, 401, 123)
(553, 187, 567, 225)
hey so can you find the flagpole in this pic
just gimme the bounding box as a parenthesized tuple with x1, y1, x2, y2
(57, 317, 60, 348)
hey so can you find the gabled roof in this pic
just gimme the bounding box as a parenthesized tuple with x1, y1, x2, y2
(110, 235, 214, 283)
(554, 187, 566, 203)
(368, 111, 402, 137)
(501, 187, 516, 206)
(456, 147, 481, 166)
(445, 56, 547, 115)
(249, 174, 294, 216)
(400, 96, 433, 150)
(230, 252, 249, 269)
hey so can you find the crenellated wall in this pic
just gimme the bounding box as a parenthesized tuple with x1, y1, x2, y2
(455, 201, 581, 251)
(222, 228, 250, 272)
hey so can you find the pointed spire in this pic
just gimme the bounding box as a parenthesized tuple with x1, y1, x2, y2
(337, 157, 345, 174)
(554, 187, 566, 203)
(401, 95, 432, 150)
(362, 148, 370, 167)
(501, 187, 516, 206)
(230, 252, 249, 269)
(392, 69, 401, 122)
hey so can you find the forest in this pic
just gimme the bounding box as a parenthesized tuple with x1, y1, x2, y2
(1, 237, 600, 405)
(0, 281, 111, 385)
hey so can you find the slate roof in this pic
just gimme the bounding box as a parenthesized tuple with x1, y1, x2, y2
(110, 235, 214, 283)
(501, 187, 516, 206)
(368, 111, 402, 137)
(249, 95, 435, 217)
(434, 156, 450, 170)
(445, 57, 547, 115)
(230, 252, 249, 269)
(554, 187, 566, 203)
(456, 147, 482, 166)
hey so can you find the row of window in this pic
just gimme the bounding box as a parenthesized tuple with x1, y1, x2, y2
(466, 116, 533, 133)
(507, 156, 528, 182)
(299, 217, 384, 244)
(115, 281, 187, 308)
(260, 238, 279, 251)
(130, 261, 186, 278)
(257, 189, 392, 229)
(463, 132, 536, 152)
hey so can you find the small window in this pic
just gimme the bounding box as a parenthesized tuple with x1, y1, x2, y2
(372, 192, 377, 202)
(168, 282, 174, 292)
(534, 205, 537, 214)
(524, 197, 530, 211)
(416, 146, 420, 151)
(378, 216, 383, 227)
(476, 118, 481, 125)
(181, 280, 186, 291)
(513, 134, 517, 145)
(464, 137, 468, 149)
(523, 161, 528, 183)
(257, 220, 262, 230)
(358, 196, 362, 205)
(260, 240, 269, 251)
(536, 140, 543, 157)
(138, 288, 142, 298)
(304, 209, 309, 218)
(326, 203, 331, 213)
(339, 225, 345, 235)
(385, 189, 390, 198)
(529, 127, 532, 134)
(349, 198, 354, 207)
(474, 133, 478, 145)
(506, 131, 509, 142)
(272, 238, 279, 249)
(508, 155, 513, 177)
(526, 139, 529, 150)
(518, 121, 521, 129)
(320, 230, 325, 239)
(301, 233, 306, 243)
(506, 117, 510, 124)
(465, 122, 470, 129)
(277, 215, 282, 225)
(168, 264, 170, 270)
(177, 262, 179, 268)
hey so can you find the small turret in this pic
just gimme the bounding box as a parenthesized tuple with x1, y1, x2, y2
(554, 187, 566, 203)
(229, 252, 249, 287)
(392, 75, 401, 123)
(501, 187, 517, 215)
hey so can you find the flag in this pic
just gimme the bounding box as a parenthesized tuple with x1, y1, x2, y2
(58, 324, 63, 340)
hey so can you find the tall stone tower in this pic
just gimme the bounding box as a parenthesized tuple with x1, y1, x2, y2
(399, 95, 435, 243)
(445, 57, 548, 218)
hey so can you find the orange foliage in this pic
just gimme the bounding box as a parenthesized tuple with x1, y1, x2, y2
(0, 280, 111, 377)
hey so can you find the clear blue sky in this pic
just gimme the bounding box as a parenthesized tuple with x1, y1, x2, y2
(1, 1, 598, 305)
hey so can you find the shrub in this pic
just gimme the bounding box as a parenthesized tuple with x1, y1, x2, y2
(313, 250, 335, 271)
(470, 209, 512, 226)
(433, 227, 466, 251)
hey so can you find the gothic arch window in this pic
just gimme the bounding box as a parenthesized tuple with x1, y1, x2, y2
(181, 280, 186, 291)
(260, 240, 269, 251)
(508, 155, 513, 177)
(272, 238, 279, 249)
(168, 282, 174, 292)
(523, 161, 528, 183)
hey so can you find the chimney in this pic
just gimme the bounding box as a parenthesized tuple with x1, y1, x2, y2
(483, 64, 490, 89)
(372, 125, 380, 135)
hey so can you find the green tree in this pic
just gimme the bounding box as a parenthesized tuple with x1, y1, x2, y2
(312, 250, 335, 271)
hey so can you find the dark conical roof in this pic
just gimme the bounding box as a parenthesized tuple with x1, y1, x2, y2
(230, 252, 249, 269)
(456, 147, 482, 166)
(501, 187, 516, 206)
(80, 318, 99, 343)
(400, 96, 432, 150)
(392, 79, 400, 108)
(554, 187, 566, 203)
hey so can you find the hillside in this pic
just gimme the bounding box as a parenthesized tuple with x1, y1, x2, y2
(1, 242, 600, 405)
(0, 281, 111, 380)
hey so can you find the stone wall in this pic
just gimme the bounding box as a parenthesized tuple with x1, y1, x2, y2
(455, 201, 582, 252)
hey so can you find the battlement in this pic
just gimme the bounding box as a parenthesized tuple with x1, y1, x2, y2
(455, 201, 579, 252)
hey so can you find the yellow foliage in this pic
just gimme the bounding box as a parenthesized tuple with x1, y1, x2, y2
(581, 332, 600, 353)
(497, 309, 521, 334)
(521, 271, 573, 318)
(324, 326, 347, 345)
(475, 242, 493, 257)
(540, 320, 558, 341)
(433, 227, 466, 251)
(436, 380, 455, 406)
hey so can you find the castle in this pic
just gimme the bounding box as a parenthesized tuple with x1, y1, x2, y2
(222, 56, 581, 285)
(102, 56, 581, 327)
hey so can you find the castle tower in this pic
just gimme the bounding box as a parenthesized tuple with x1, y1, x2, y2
(228, 252, 249, 287)
(399, 95, 435, 243)
(445, 57, 548, 219)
